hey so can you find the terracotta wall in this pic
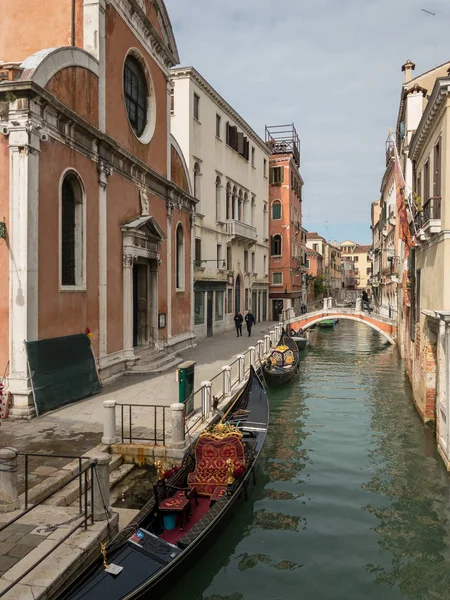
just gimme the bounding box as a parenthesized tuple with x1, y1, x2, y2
(0, 0, 83, 62)
(105, 5, 168, 176)
(0, 138, 9, 375)
(45, 67, 99, 128)
(171, 210, 191, 337)
(38, 139, 99, 355)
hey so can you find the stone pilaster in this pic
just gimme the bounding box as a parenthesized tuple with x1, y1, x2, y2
(98, 160, 112, 359)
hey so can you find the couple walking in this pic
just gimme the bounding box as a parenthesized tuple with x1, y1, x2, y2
(234, 310, 256, 337)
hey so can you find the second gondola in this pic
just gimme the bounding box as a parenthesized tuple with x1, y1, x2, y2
(262, 327, 300, 387)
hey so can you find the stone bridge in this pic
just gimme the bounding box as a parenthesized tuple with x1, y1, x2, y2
(285, 299, 397, 345)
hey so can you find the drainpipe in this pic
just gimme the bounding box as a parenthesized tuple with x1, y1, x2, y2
(71, 0, 76, 46)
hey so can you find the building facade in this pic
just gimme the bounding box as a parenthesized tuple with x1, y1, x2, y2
(339, 241, 371, 292)
(170, 67, 270, 338)
(0, 0, 196, 417)
(306, 249, 324, 302)
(267, 124, 305, 320)
(306, 233, 342, 299)
(370, 199, 382, 305)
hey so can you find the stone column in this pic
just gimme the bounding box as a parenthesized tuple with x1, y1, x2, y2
(101, 400, 118, 445)
(264, 334, 271, 355)
(150, 261, 159, 346)
(122, 254, 136, 361)
(237, 355, 245, 381)
(222, 366, 231, 397)
(166, 200, 174, 341)
(201, 380, 212, 417)
(7, 119, 43, 418)
(0, 448, 20, 513)
(98, 161, 112, 359)
(355, 298, 362, 311)
(170, 403, 186, 449)
(91, 452, 111, 522)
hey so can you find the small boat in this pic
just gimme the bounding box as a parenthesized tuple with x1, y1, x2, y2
(289, 328, 309, 350)
(318, 319, 336, 329)
(262, 328, 300, 387)
(58, 366, 268, 600)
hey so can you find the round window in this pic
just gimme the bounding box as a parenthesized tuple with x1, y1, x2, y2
(123, 55, 148, 137)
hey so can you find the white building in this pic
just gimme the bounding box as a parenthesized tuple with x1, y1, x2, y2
(171, 67, 270, 338)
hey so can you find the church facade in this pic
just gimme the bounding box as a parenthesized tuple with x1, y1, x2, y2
(0, 0, 195, 418)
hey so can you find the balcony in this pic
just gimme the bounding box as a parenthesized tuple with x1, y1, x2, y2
(226, 219, 257, 244)
(422, 197, 441, 233)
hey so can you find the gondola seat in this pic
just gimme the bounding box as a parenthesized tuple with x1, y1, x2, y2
(187, 432, 245, 497)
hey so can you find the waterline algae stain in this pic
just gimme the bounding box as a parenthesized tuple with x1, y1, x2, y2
(163, 321, 450, 600)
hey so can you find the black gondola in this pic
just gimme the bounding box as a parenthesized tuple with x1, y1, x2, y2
(58, 366, 268, 600)
(261, 327, 300, 387)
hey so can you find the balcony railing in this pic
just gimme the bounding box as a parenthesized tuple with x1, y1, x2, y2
(414, 197, 441, 239)
(226, 219, 257, 243)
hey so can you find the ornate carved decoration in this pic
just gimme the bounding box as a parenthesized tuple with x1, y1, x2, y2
(140, 188, 150, 216)
(123, 253, 138, 268)
(98, 159, 113, 188)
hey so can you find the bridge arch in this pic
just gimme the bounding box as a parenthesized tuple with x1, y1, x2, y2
(294, 314, 396, 345)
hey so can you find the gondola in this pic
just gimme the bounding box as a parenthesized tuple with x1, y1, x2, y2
(57, 366, 268, 600)
(318, 319, 336, 328)
(261, 327, 300, 387)
(289, 327, 309, 350)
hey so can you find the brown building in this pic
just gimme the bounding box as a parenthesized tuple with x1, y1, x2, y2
(266, 124, 304, 320)
(0, 0, 196, 418)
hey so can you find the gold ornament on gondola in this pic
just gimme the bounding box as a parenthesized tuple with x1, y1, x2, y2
(100, 542, 109, 569)
(204, 422, 242, 440)
(269, 345, 295, 367)
(155, 460, 165, 481)
(226, 458, 235, 484)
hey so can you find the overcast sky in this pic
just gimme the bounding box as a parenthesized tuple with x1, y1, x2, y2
(165, 0, 450, 245)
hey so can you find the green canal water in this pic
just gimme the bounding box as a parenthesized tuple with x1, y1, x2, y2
(163, 321, 450, 600)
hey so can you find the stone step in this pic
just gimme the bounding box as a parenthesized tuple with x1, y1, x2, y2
(44, 454, 124, 507)
(127, 353, 183, 374)
(135, 348, 166, 364)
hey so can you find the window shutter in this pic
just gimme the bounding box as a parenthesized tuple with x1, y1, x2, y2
(270, 235, 275, 255)
(269, 168, 274, 184)
(279, 166, 284, 183)
(237, 132, 244, 154)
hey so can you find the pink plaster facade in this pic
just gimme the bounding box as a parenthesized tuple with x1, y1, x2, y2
(0, 0, 195, 417)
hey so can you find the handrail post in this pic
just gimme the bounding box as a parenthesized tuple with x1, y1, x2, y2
(90, 453, 112, 522)
(323, 298, 328, 310)
(222, 365, 232, 397)
(264, 334, 271, 355)
(257, 340, 264, 364)
(170, 403, 186, 449)
(249, 346, 256, 368)
(0, 448, 20, 513)
(102, 400, 118, 445)
(237, 355, 245, 381)
(201, 381, 212, 417)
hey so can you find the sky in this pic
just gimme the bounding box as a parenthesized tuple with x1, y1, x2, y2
(165, 0, 450, 245)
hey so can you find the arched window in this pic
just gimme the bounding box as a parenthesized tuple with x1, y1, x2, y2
(272, 200, 282, 220)
(193, 163, 201, 200)
(238, 189, 243, 221)
(61, 173, 84, 287)
(271, 234, 282, 256)
(215, 176, 221, 221)
(123, 55, 148, 137)
(232, 186, 237, 220)
(176, 223, 184, 290)
(226, 182, 231, 220)
(243, 192, 249, 223)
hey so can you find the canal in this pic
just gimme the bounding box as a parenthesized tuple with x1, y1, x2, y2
(163, 320, 450, 600)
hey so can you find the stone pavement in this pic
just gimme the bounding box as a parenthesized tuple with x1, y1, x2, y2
(1, 321, 276, 462)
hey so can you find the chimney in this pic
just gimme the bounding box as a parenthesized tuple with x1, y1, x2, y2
(402, 59, 416, 83)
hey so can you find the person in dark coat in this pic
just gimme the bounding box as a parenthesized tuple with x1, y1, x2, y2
(361, 289, 371, 312)
(234, 312, 243, 336)
(245, 310, 256, 336)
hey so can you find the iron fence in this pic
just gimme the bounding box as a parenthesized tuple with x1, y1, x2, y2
(118, 403, 171, 445)
(0, 452, 96, 598)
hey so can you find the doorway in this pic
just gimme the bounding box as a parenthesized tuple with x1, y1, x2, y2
(133, 263, 149, 347)
(262, 291, 267, 321)
(272, 299, 283, 322)
(235, 276, 241, 313)
(252, 291, 257, 321)
(206, 291, 213, 337)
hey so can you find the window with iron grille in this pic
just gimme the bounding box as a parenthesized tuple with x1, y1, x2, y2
(61, 179, 76, 285)
(124, 55, 148, 137)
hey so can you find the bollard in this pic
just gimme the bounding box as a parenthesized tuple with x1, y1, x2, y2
(264, 334, 271, 355)
(270, 330, 276, 346)
(0, 447, 20, 513)
(170, 403, 186, 449)
(355, 298, 362, 311)
(222, 366, 232, 397)
(249, 346, 256, 368)
(90, 452, 112, 522)
(102, 401, 118, 445)
(201, 381, 212, 417)
(237, 355, 245, 381)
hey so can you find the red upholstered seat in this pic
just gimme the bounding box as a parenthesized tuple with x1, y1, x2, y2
(187, 433, 245, 497)
(159, 494, 189, 512)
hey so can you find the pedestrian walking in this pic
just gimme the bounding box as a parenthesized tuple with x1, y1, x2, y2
(234, 311, 243, 336)
(245, 310, 256, 337)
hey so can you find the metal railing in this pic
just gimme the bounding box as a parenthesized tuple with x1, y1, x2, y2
(119, 403, 171, 445)
(0, 452, 96, 598)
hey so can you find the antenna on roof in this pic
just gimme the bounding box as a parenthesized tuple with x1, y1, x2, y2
(421, 8, 437, 65)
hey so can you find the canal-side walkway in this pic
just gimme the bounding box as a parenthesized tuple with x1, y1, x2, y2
(1, 321, 276, 471)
